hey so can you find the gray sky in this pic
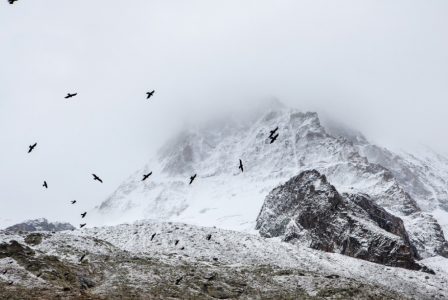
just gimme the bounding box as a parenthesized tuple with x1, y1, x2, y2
(1, 1, 448, 227)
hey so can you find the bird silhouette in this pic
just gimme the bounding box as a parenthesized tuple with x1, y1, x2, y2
(206, 234, 212, 241)
(2, 270, 7, 275)
(239, 159, 244, 172)
(151, 233, 156, 241)
(270, 133, 279, 144)
(81, 212, 87, 218)
(8, 0, 18, 4)
(175, 276, 183, 285)
(175, 240, 179, 246)
(71, 200, 76, 204)
(206, 274, 216, 281)
(269, 127, 278, 138)
(180, 247, 185, 250)
(65, 93, 77, 99)
(28, 143, 37, 153)
(146, 90, 155, 99)
(92, 174, 103, 183)
(8, 281, 13, 286)
(79, 254, 86, 262)
(142, 172, 152, 181)
(189, 174, 197, 185)
(80, 223, 86, 228)
(42, 181, 48, 188)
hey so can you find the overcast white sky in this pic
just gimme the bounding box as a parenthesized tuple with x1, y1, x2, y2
(1, 1, 448, 227)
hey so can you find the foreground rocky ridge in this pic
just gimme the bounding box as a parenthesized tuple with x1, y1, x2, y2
(1, 221, 447, 299)
(256, 170, 429, 272)
(96, 101, 447, 259)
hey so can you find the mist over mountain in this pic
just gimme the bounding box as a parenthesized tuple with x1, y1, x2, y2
(94, 100, 448, 259)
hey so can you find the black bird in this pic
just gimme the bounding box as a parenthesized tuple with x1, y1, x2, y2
(28, 143, 37, 153)
(146, 90, 155, 99)
(81, 212, 87, 218)
(79, 254, 86, 262)
(42, 181, 48, 189)
(189, 174, 197, 185)
(239, 159, 244, 172)
(71, 200, 76, 204)
(206, 274, 216, 281)
(206, 234, 212, 241)
(65, 93, 77, 99)
(175, 276, 183, 285)
(174, 240, 179, 246)
(8, 281, 13, 286)
(151, 233, 156, 241)
(80, 223, 86, 228)
(142, 172, 152, 181)
(269, 127, 278, 138)
(270, 133, 279, 144)
(180, 247, 185, 250)
(92, 174, 103, 183)
(2, 270, 7, 275)
(8, 0, 18, 4)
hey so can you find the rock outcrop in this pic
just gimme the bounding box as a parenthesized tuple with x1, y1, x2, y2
(256, 170, 432, 272)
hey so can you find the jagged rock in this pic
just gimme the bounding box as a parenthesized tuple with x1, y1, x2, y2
(5, 218, 75, 232)
(256, 170, 432, 272)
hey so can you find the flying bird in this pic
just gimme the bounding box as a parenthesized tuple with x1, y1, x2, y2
(64, 93, 77, 99)
(80, 223, 86, 228)
(151, 233, 156, 241)
(189, 174, 197, 185)
(79, 254, 86, 262)
(8, 0, 18, 4)
(142, 172, 152, 181)
(81, 212, 87, 218)
(239, 159, 244, 172)
(92, 174, 103, 183)
(2, 270, 7, 275)
(71, 200, 76, 204)
(28, 143, 37, 153)
(206, 234, 212, 241)
(174, 240, 179, 246)
(270, 133, 279, 144)
(42, 181, 48, 189)
(146, 90, 155, 99)
(8, 281, 13, 286)
(175, 276, 183, 285)
(269, 127, 278, 138)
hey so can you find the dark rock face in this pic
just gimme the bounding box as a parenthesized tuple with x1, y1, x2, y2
(256, 170, 432, 272)
(4, 218, 75, 232)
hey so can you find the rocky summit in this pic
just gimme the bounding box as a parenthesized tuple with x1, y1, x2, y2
(95, 100, 447, 259)
(256, 170, 432, 272)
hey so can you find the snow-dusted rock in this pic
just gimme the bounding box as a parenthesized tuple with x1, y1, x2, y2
(256, 170, 431, 271)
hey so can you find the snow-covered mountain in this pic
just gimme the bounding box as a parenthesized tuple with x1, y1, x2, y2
(96, 100, 447, 259)
(3, 218, 75, 232)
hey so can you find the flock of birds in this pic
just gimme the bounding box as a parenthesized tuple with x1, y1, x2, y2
(20, 89, 281, 285)
(26, 91, 157, 232)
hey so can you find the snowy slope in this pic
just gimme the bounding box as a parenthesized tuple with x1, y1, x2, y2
(95, 100, 447, 258)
